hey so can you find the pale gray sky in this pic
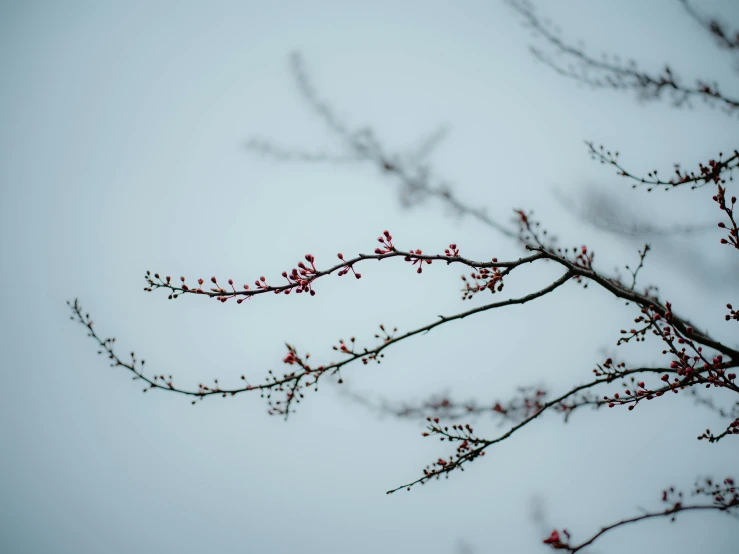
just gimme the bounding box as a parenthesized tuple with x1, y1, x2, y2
(1, 1, 738, 553)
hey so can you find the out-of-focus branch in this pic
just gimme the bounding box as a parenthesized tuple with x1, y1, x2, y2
(680, 0, 739, 55)
(345, 350, 739, 429)
(687, 387, 739, 419)
(248, 53, 517, 239)
(507, 0, 739, 112)
(339, 386, 552, 424)
(554, 187, 713, 238)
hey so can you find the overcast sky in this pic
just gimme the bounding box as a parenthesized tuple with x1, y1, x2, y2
(1, 1, 738, 553)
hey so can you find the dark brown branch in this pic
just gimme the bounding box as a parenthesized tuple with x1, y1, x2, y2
(534, 247, 739, 360)
(141, 228, 739, 385)
(74, 216, 738, 430)
(69, 270, 573, 419)
(143, 246, 545, 302)
(340, 386, 552, 424)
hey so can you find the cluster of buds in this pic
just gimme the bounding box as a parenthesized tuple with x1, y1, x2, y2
(605, 347, 736, 412)
(618, 303, 701, 371)
(657, 485, 688, 522)
(603, 372, 686, 411)
(668, 352, 694, 377)
(588, 143, 739, 191)
(574, 245, 593, 269)
(208, 276, 243, 301)
(336, 253, 361, 278)
(443, 243, 459, 258)
(714, 185, 738, 249)
(698, 157, 728, 184)
(262, 322, 409, 414)
(281, 254, 319, 295)
(151, 373, 175, 390)
(694, 477, 739, 508)
(646, 305, 718, 379)
(617, 316, 653, 345)
(726, 303, 738, 322)
(460, 262, 504, 300)
(415, 418, 486, 487)
(374, 229, 394, 254)
(542, 529, 571, 550)
(333, 337, 356, 355)
(404, 249, 432, 274)
(666, 155, 735, 188)
(265, 344, 329, 415)
(660, 485, 682, 505)
(592, 357, 627, 380)
(252, 275, 269, 292)
(700, 353, 738, 388)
